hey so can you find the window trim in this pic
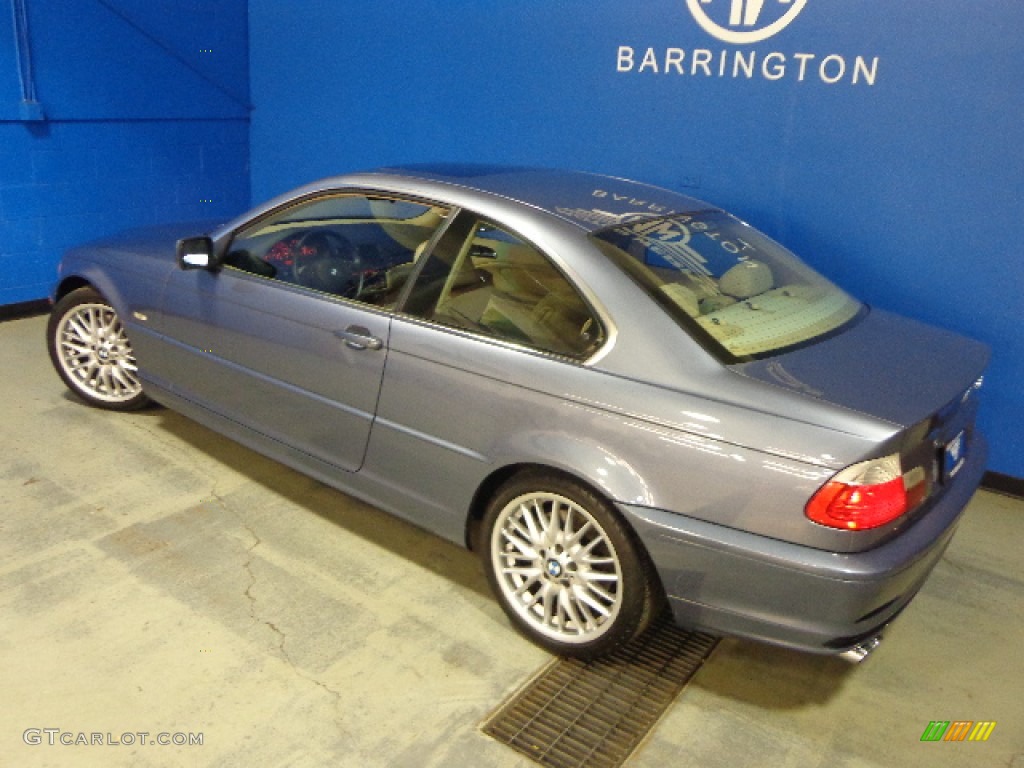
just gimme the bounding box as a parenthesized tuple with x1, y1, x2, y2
(224, 188, 452, 247)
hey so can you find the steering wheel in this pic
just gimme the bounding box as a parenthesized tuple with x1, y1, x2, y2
(293, 230, 363, 298)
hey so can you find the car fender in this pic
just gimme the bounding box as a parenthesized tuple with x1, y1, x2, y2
(55, 260, 127, 311)
(483, 429, 656, 509)
(54, 249, 174, 376)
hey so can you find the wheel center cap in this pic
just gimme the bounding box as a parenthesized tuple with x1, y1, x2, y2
(545, 559, 563, 578)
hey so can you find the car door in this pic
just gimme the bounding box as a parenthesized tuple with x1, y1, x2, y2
(359, 211, 608, 539)
(156, 192, 450, 472)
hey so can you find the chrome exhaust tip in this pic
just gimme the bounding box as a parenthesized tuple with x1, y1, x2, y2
(839, 635, 882, 664)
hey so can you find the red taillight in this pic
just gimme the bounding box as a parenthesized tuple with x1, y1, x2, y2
(806, 455, 928, 531)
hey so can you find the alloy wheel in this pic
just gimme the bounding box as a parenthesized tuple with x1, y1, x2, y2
(490, 491, 624, 644)
(55, 302, 144, 405)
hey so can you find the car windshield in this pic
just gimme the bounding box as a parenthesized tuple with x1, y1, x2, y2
(592, 211, 863, 360)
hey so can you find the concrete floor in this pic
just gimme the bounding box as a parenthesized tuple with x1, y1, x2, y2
(2, 312, 1022, 768)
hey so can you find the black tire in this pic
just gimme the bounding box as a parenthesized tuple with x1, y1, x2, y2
(479, 470, 659, 658)
(47, 286, 151, 411)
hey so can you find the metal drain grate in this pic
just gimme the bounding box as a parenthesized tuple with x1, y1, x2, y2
(482, 618, 719, 768)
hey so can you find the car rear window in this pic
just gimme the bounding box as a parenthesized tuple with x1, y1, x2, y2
(592, 211, 863, 360)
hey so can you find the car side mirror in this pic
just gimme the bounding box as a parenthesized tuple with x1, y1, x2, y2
(177, 236, 216, 270)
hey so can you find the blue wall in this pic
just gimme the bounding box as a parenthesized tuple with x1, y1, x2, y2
(248, 1, 1024, 478)
(0, 0, 250, 305)
(4, 3, 1019, 477)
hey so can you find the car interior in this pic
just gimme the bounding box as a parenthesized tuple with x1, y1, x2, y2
(423, 223, 603, 358)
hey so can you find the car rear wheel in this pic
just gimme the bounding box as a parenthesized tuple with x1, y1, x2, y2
(481, 471, 658, 658)
(47, 287, 150, 411)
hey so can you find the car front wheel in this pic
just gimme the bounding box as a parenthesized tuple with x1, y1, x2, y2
(481, 471, 659, 658)
(47, 286, 150, 411)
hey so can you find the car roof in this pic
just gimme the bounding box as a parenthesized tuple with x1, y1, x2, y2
(364, 164, 711, 233)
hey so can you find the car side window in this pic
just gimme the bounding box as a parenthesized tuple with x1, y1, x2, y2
(224, 194, 449, 308)
(402, 215, 604, 359)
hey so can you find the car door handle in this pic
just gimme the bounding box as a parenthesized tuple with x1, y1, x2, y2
(334, 325, 383, 351)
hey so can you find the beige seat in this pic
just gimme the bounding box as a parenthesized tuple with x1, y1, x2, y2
(385, 240, 430, 291)
(480, 243, 554, 297)
(478, 243, 595, 355)
(659, 282, 701, 317)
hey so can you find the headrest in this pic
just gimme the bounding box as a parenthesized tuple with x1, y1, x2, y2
(719, 260, 773, 299)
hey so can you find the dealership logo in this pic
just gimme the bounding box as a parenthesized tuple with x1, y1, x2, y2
(686, 0, 808, 44)
(616, 0, 878, 85)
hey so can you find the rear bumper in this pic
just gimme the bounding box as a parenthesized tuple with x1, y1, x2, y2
(620, 434, 987, 655)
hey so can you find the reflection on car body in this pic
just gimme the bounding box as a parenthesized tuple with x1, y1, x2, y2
(47, 165, 989, 661)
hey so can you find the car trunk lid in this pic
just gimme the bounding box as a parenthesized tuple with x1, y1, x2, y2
(733, 307, 989, 428)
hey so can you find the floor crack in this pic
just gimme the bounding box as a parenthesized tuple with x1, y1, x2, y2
(212, 487, 344, 704)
